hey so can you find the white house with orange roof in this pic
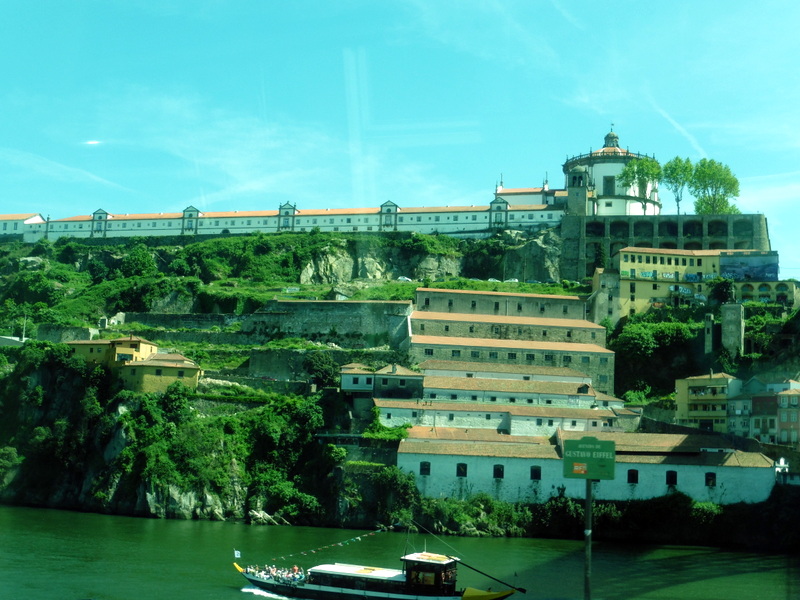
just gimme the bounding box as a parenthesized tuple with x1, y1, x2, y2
(397, 428, 776, 504)
(1, 213, 45, 238)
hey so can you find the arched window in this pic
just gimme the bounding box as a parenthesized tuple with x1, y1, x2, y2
(419, 461, 431, 476)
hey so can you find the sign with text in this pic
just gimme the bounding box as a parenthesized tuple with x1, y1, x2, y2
(563, 436, 616, 480)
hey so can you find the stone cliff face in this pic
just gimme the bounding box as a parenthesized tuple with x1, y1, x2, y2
(299, 230, 561, 285)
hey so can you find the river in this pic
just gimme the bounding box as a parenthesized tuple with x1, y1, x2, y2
(0, 505, 796, 600)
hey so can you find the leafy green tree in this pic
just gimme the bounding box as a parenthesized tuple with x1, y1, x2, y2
(120, 243, 158, 278)
(618, 157, 662, 212)
(708, 278, 735, 305)
(303, 351, 339, 387)
(662, 157, 693, 215)
(689, 158, 740, 214)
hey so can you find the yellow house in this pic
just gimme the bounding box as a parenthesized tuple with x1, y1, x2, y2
(67, 336, 201, 392)
(615, 247, 794, 317)
(67, 335, 158, 367)
(675, 372, 742, 433)
(118, 353, 202, 393)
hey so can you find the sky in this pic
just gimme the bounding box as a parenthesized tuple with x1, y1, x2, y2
(2, 1, 800, 276)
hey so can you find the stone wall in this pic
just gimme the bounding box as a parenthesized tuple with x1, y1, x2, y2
(248, 348, 399, 380)
(124, 312, 245, 329)
(243, 300, 413, 348)
(37, 324, 99, 343)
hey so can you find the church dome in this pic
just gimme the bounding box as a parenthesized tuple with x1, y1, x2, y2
(603, 131, 620, 148)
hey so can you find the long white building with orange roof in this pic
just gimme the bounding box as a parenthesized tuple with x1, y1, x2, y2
(20, 198, 564, 243)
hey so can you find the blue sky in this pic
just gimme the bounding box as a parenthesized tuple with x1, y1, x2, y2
(2, 1, 799, 276)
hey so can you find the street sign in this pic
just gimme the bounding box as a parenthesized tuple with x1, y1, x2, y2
(562, 436, 616, 480)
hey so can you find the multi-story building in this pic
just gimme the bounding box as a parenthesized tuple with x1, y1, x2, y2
(415, 288, 587, 321)
(66, 336, 201, 392)
(407, 335, 614, 393)
(607, 247, 796, 320)
(0, 213, 45, 238)
(675, 372, 743, 433)
(777, 389, 800, 445)
(410, 311, 606, 345)
(21, 199, 564, 243)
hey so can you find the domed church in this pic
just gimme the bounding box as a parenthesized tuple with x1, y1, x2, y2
(563, 129, 661, 217)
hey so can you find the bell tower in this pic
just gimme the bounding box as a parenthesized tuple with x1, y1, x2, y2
(566, 165, 591, 216)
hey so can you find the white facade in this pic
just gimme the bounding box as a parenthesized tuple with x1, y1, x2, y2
(397, 432, 776, 505)
(417, 360, 593, 385)
(20, 201, 564, 244)
(377, 400, 618, 436)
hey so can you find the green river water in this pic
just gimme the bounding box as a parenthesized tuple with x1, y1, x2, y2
(0, 505, 796, 600)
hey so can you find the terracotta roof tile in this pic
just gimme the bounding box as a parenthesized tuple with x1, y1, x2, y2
(411, 335, 613, 353)
(411, 311, 603, 329)
(416, 288, 582, 301)
(417, 360, 589, 378)
(422, 375, 594, 396)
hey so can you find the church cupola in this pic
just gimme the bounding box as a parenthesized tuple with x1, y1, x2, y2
(603, 130, 620, 149)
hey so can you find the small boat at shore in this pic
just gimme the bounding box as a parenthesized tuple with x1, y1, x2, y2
(234, 550, 517, 600)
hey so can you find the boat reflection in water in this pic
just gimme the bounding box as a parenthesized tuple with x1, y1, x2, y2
(235, 550, 517, 600)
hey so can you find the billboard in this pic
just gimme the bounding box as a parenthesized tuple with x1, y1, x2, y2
(720, 252, 778, 282)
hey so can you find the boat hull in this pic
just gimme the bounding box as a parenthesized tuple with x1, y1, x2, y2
(241, 570, 462, 600)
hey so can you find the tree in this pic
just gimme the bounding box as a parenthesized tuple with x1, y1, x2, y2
(662, 157, 693, 215)
(689, 158, 740, 214)
(120, 243, 158, 278)
(618, 157, 662, 212)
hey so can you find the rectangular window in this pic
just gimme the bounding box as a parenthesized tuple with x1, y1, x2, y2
(471, 300, 477, 309)
(488, 351, 498, 359)
(494, 302, 500, 311)
(456, 463, 468, 477)
(627, 469, 639, 484)
(530, 466, 542, 481)
(451, 350, 461, 358)
(526, 354, 534, 361)
(177, 370, 185, 378)
(544, 354, 554, 362)
(155, 369, 162, 376)
(382, 378, 388, 385)
(705, 472, 717, 487)
(424, 349, 434, 356)
(420, 461, 431, 476)
(666, 470, 678, 486)
(508, 352, 517, 360)
(493, 464, 504, 479)
(399, 379, 406, 387)
(471, 350, 480, 358)
(448, 413, 454, 420)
